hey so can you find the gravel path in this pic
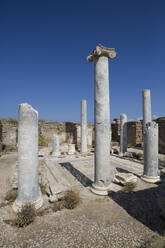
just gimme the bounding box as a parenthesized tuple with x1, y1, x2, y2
(0, 153, 164, 248)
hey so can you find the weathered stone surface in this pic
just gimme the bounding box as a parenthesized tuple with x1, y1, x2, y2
(13, 103, 43, 212)
(87, 44, 116, 62)
(81, 100, 88, 153)
(142, 90, 152, 133)
(39, 147, 51, 156)
(113, 172, 137, 185)
(68, 144, 76, 155)
(142, 89, 152, 175)
(120, 114, 127, 156)
(3, 116, 165, 155)
(49, 191, 67, 203)
(52, 134, 60, 156)
(142, 121, 160, 183)
(88, 45, 116, 195)
(60, 143, 69, 154)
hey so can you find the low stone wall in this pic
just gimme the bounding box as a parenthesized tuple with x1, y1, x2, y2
(111, 119, 120, 142)
(1, 117, 165, 154)
(127, 121, 143, 147)
(0, 119, 18, 147)
(155, 117, 165, 154)
(0, 119, 94, 151)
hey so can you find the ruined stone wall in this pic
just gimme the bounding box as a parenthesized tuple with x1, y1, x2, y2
(0, 119, 94, 150)
(127, 121, 143, 147)
(39, 121, 66, 145)
(155, 118, 165, 154)
(75, 124, 94, 149)
(2, 117, 165, 154)
(111, 119, 120, 142)
(0, 119, 18, 147)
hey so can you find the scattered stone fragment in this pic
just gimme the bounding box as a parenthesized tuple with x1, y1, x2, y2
(39, 147, 52, 156)
(113, 172, 137, 185)
(68, 144, 76, 155)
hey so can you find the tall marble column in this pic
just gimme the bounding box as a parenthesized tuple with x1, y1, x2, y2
(141, 121, 160, 183)
(120, 113, 127, 156)
(81, 100, 88, 153)
(142, 89, 155, 180)
(52, 134, 60, 156)
(13, 103, 43, 212)
(87, 44, 116, 195)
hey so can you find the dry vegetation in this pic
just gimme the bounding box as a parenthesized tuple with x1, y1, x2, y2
(5, 189, 17, 204)
(12, 204, 36, 228)
(52, 190, 80, 212)
(123, 182, 137, 193)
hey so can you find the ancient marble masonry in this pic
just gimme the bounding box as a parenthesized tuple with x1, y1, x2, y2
(81, 100, 88, 153)
(120, 113, 127, 156)
(87, 44, 116, 195)
(13, 103, 43, 212)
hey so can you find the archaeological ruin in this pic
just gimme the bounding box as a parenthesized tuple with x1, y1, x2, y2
(0, 44, 165, 248)
(13, 103, 43, 212)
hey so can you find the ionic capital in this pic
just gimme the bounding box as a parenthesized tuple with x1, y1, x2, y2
(87, 44, 116, 62)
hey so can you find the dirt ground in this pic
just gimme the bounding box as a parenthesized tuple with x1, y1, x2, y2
(0, 152, 165, 248)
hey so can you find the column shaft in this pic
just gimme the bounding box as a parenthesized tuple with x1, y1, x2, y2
(120, 113, 127, 155)
(52, 134, 60, 156)
(94, 56, 111, 190)
(81, 100, 87, 153)
(13, 103, 43, 212)
(142, 89, 151, 133)
(142, 121, 160, 183)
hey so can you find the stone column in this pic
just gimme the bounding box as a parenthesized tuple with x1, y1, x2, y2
(52, 134, 60, 156)
(142, 89, 152, 179)
(87, 44, 116, 195)
(13, 103, 43, 212)
(142, 89, 152, 133)
(120, 113, 127, 156)
(68, 144, 76, 155)
(141, 121, 160, 183)
(80, 100, 88, 153)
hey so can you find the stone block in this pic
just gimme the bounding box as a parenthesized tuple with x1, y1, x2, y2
(113, 172, 137, 185)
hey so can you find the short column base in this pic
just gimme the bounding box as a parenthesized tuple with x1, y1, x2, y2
(90, 183, 111, 196)
(12, 195, 43, 213)
(119, 153, 124, 157)
(80, 151, 88, 154)
(52, 152, 60, 156)
(141, 175, 160, 184)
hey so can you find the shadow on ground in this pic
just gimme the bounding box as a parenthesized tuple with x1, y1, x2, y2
(116, 167, 142, 179)
(60, 162, 93, 187)
(60, 161, 165, 234)
(109, 183, 165, 234)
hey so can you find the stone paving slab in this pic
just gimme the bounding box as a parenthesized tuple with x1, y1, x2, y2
(42, 154, 149, 201)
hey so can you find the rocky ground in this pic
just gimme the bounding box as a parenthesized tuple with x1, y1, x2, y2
(0, 152, 165, 248)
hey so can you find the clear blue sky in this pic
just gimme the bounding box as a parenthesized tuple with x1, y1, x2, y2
(0, 0, 164, 123)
